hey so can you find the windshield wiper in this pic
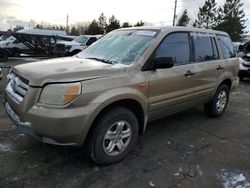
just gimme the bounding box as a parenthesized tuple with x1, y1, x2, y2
(86, 57, 115, 65)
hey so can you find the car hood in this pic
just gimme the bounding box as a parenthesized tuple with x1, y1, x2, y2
(57, 41, 80, 46)
(13, 57, 127, 87)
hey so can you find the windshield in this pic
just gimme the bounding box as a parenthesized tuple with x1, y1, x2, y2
(77, 30, 157, 65)
(73, 35, 89, 43)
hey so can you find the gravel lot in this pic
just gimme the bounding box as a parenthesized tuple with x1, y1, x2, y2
(0, 58, 250, 188)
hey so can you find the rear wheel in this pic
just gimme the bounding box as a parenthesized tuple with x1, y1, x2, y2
(87, 106, 139, 165)
(239, 76, 244, 81)
(204, 84, 230, 117)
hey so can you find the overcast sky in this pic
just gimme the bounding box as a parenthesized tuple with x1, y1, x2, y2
(0, 0, 250, 32)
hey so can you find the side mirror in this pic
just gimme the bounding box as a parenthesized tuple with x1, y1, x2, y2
(153, 57, 174, 69)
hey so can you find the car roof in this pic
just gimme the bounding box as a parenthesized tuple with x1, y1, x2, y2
(117, 26, 228, 36)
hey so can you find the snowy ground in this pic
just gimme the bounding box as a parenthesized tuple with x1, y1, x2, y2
(0, 58, 250, 188)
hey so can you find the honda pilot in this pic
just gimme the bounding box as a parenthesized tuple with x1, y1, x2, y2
(4, 26, 239, 164)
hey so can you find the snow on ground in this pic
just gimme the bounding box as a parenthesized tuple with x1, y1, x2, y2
(218, 169, 250, 188)
(0, 143, 11, 153)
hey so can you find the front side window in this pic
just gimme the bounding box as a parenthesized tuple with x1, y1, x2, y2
(155, 32, 190, 65)
(217, 35, 235, 59)
(77, 30, 157, 65)
(193, 33, 218, 62)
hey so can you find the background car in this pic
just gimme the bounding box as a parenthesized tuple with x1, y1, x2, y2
(236, 41, 250, 80)
(54, 35, 102, 56)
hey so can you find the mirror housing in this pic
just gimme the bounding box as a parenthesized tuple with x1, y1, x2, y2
(153, 57, 174, 69)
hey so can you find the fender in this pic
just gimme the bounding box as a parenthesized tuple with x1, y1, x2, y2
(78, 87, 149, 144)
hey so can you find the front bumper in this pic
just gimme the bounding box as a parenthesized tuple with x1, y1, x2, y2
(4, 98, 100, 146)
(4, 102, 78, 145)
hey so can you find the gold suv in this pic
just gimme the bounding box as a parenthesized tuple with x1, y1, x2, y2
(4, 27, 239, 164)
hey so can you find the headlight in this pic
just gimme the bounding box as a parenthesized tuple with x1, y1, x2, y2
(39, 82, 81, 105)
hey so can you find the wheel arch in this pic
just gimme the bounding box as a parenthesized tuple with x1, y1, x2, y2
(83, 98, 147, 146)
(220, 78, 232, 90)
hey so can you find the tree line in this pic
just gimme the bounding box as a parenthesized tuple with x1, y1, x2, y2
(177, 0, 247, 41)
(35, 13, 144, 36)
(10, 0, 247, 41)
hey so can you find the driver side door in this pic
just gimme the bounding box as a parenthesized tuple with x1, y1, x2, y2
(148, 32, 196, 120)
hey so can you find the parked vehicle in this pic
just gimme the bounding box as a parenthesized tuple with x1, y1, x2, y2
(0, 36, 29, 52)
(4, 27, 239, 164)
(235, 42, 250, 81)
(0, 29, 75, 60)
(54, 35, 102, 56)
(0, 32, 11, 41)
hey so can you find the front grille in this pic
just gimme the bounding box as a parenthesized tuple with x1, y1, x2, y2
(6, 73, 29, 103)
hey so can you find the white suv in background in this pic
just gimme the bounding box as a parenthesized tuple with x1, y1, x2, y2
(55, 35, 102, 56)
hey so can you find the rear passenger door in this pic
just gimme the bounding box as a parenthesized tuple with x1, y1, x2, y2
(216, 34, 238, 81)
(190, 32, 222, 99)
(148, 32, 197, 120)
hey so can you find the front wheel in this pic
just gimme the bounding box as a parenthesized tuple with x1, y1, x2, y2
(87, 106, 139, 165)
(204, 84, 230, 117)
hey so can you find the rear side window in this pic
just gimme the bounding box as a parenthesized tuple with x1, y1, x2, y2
(217, 35, 235, 59)
(155, 32, 190, 65)
(193, 33, 218, 62)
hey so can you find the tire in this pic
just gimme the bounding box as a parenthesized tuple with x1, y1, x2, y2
(204, 84, 230, 117)
(87, 106, 139, 165)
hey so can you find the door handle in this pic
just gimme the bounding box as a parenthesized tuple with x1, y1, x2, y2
(185, 70, 195, 77)
(217, 65, 224, 71)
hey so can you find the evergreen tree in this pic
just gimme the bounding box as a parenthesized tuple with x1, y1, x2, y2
(76, 22, 90, 35)
(177, 9, 190, 26)
(36, 24, 42, 29)
(98, 13, 107, 34)
(214, 0, 247, 41)
(106, 15, 120, 33)
(193, 0, 218, 29)
(13, 25, 24, 32)
(70, 26, 79, 36)
(122, 22, 132, 28)
(85, 19, 103, 35)
(60, 26, 65, 31)
(134, 20, 144, 27)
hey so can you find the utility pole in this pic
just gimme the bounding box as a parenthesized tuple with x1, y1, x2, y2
(173, 0, 177, 26)
(66, 14, 69, 33)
